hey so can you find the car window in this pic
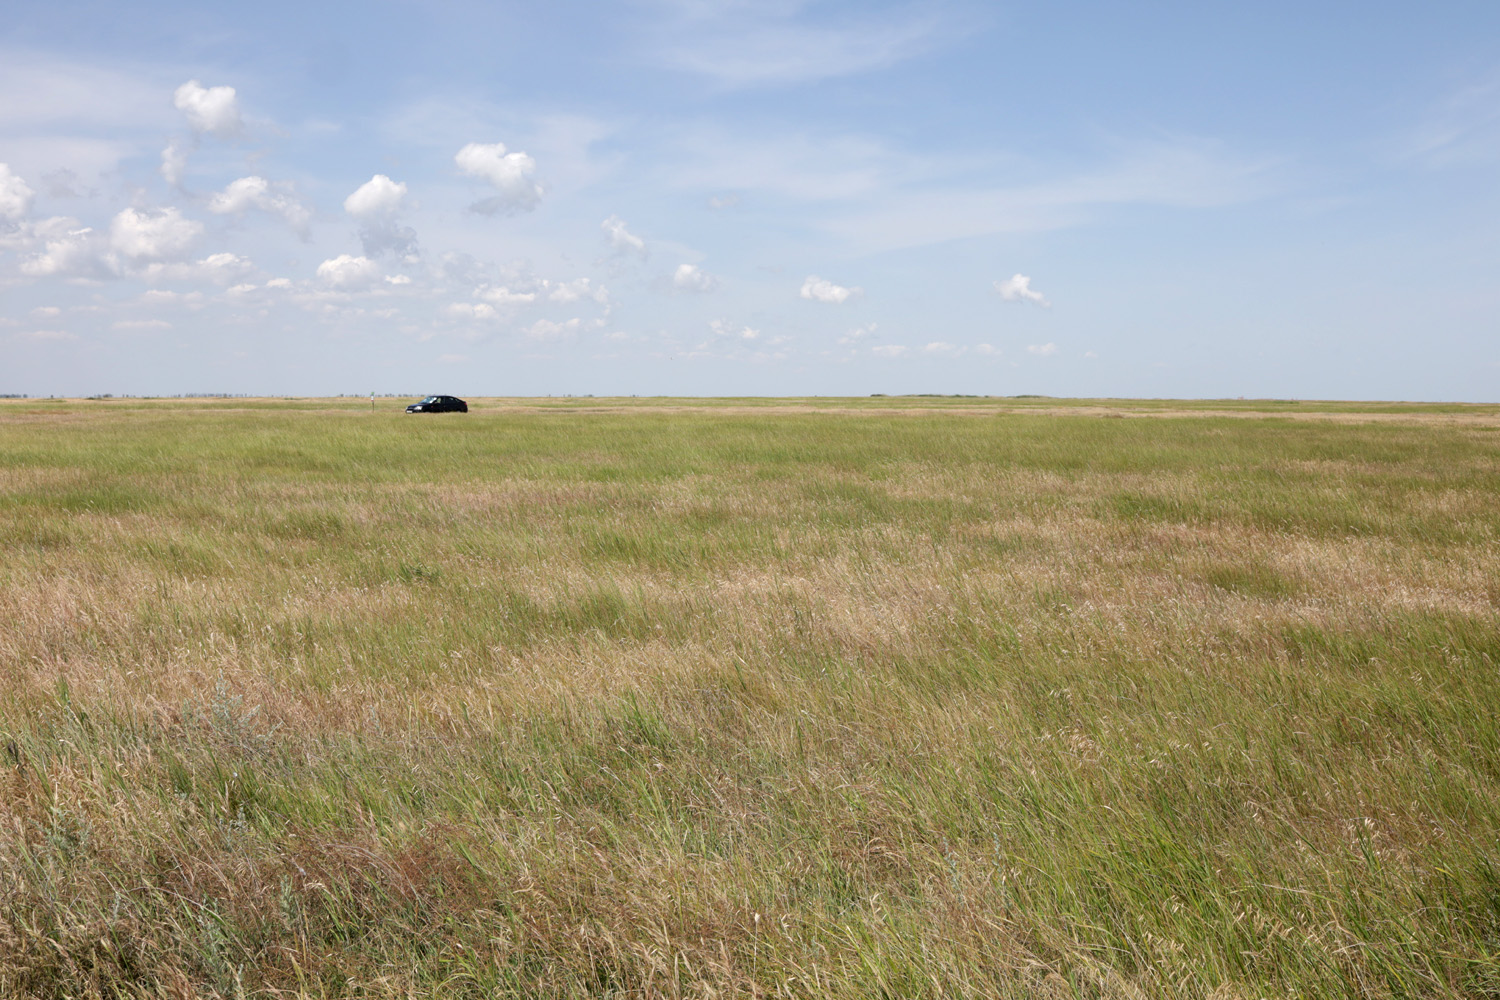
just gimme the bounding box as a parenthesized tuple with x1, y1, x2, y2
(421, 396, 439, 403)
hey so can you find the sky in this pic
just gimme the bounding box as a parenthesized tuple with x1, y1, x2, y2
(1, 0, 1497, 400)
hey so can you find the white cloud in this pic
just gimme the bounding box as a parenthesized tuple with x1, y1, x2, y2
(173, 80, 241, 136)
(31, 306, 61, 319)
(476, 285, 537, 306)
(0, 163, 34, 221)
(160, 138, 188, 187)
(838, 323, 875, 345)
(709, 318, 759, 341)
(923, 341, 963, 356)
(342, 176, 417, 257)
(265, 277, 292, 289)
(18, 328, 77, 341)
(445, 302, 498, 320)
(547, 277, 608, 304)
(113, 319, 172, 331)
(974, 343, 1001, 356)
(800, 275, 860, 304)
(384, 274, 411, 285)
(316, 254, 382, 289)
(344, 174, 407, 217)
(142, 252, 256, 285)
(525, 317, 583, 341)
(708, 193, 740, 209)
(110, 207, 203, 263)
(996, 273, 1050, 306)
(209, 176, 311, 235)
(673, 263, 718, 293)
(1084, 350, 1099, 359)
(20, 219, 108, 279)
(872, 344, 908, 358)
(601, 215, 648, 258)
(209, 176, 271, 214)
(1026, 342, 1058, 356)
(455, 142, 542, 215)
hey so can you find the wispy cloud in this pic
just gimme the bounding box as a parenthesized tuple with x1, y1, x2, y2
(644, 1, 954, 88)
(1400, 72, 1500, 167)
(0, 51, 172, 131)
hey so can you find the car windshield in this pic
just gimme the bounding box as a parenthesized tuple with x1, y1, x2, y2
(420, 396, 439, 404)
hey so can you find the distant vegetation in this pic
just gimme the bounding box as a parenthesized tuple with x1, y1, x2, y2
(1, 396, 1498, 998)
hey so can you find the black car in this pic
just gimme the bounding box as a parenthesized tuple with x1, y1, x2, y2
(405, 395, 468, 413)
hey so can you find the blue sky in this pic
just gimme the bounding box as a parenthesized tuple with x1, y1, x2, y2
(2, 0, 1497, 399)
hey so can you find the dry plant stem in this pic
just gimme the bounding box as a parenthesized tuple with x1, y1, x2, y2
(0, 396, 1497, 998)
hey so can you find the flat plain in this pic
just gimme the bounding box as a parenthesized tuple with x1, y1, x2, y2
(2, 396, 1499, 999)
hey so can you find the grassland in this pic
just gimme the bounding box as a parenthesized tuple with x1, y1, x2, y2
(1, 395, 1498, 999)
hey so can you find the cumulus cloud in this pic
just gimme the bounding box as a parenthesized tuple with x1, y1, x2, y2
(974, 343, 1001, 356)
(1026, 342, 1058, 356)
(173, 80, 241, 136)
(142, 252, 255, 285)
(209, 176, 311, 236)
(601, 215, 648, 258)
(344, 174, 407, 217)
(342, 175, 417, 257)
(923, 341, 962, 356)
(445, 302, 498, 320)
(673, 263, 718, 293)
(547, 277, 608, 304)
(316, 254, 382, 289)
(838, 323, 875, 346)
(708, 193, 740, 209)
(800, 275, 860, 304)
(210, 176, 274, 214)
(995, 273, 1050, 306)
(21, 219, 109, 279)
(475, 285, 537, 306)
(455, 142, 542, 215)
(113, 319, 172, 331)
(709, 318, 759, 341)
(0, 163, 34, 221)
(872, 344, 908, 358)
(110, 207, 203, 263)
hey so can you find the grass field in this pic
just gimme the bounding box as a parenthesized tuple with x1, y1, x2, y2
(2, 396, 1499, 999)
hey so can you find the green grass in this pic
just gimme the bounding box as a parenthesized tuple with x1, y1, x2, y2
(0, 396, 1497, 998)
